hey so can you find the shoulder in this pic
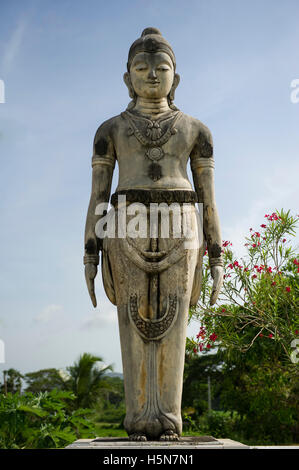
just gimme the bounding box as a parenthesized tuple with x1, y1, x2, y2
(94, 115, 121, 143)
(180, 112, 213, 141)
(181, 113, 213, 158)
(93, 115, 122, 155)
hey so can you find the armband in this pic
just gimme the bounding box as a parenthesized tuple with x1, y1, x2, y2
(83, 254, 99, 265)
(209, 257, 224, 268)
(191, 157, 215, 171)
(92, 155, 115, 169)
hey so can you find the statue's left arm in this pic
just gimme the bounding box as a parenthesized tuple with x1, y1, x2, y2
(190, 125, 224, 305)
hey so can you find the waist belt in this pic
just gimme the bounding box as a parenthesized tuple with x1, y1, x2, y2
(111, 189, 198, 206)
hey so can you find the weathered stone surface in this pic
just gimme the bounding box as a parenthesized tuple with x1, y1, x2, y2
(83, 28, 224, 441)
(66, 437, 249, 449)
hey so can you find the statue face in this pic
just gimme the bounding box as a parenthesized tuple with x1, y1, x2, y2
(129, 51, 174, 100)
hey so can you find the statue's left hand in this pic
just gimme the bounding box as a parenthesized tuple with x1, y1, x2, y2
(210, 266, 224, 306)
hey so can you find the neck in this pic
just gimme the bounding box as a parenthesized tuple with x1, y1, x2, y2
(134, 97, 171, 118)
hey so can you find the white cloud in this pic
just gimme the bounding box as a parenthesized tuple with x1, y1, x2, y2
(81, 307, 117, 329)
(222, 159, 299, 259)
(2, 19, 27, 75)
(34, 304, 63, 324)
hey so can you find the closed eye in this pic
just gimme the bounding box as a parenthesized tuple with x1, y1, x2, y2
(135, 65, 148, 71)
(157, 65, 170, 71)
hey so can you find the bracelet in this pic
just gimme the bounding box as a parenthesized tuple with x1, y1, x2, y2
(83, 254, 99, 265)
(209, 257, 224, 267)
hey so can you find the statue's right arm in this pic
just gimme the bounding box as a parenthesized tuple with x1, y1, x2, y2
(84, 121, 116, 307)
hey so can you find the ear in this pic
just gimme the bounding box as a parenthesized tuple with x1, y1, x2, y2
(169, 73, 180, 102)
(123, 72, 135, 99)
(172, 73, 180, 92)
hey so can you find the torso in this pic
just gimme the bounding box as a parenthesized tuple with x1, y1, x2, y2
(109, 110, 204, 191)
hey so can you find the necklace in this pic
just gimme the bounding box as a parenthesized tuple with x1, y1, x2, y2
(122, 110, 182, 181)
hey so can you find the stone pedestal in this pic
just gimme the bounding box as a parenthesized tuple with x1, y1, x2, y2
(66, 436, 249, 449)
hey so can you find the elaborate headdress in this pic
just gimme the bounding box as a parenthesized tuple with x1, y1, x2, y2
(127, 27, 176, 71)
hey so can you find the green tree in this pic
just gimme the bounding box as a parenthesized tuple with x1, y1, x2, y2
(66, 353, 112, 409)
(182, 353, 224, 418)
(0, 369, 23, 395)
(24, 368, 68, 394)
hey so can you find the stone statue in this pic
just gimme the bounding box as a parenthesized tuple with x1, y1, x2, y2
(84, 27, 223, 441)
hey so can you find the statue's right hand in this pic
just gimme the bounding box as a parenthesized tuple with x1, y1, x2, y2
(85, 263, 98, 307)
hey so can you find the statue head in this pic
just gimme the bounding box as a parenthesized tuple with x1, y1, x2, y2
(124, 27, 180, 110)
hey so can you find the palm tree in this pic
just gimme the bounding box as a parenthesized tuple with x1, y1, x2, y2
(66, 353, 112, 409)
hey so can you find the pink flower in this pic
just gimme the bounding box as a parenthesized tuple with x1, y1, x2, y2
(206, 343, 211, 349)
(252, 274, 257, 279)
(286, 286, 291, 293)
(209, 333, 218, 342)
(271, 281, 276, 286)
(261, 224, 267, 228)
(252, 244, 256, 248)
(268, 334, 273, 338)
(282, 238, 286, 243)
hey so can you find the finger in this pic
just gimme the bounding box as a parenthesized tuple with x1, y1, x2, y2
(209, 289, 217, 306)
(85, 274, 97, 307)
(210, 277, 223, 306)
(89, 283, 97, 308)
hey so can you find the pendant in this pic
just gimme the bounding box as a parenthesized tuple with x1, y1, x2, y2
(148, 162, 162, 182)
(145, 147, 164, 161)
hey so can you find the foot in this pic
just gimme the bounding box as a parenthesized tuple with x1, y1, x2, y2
(129, 432, 147, 441)
(159, 430, 179, 441)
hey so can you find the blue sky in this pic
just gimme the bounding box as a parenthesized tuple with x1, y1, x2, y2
(0, 0, 298, 376)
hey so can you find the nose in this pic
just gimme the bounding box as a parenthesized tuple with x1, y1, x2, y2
(148, 68, 157, 80)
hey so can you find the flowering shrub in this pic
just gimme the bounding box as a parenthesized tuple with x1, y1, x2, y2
(186, 209, 299, 444)
(189, 209, 299, 363)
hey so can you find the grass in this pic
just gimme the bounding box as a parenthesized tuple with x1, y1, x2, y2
(94, 423, 127, 437)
